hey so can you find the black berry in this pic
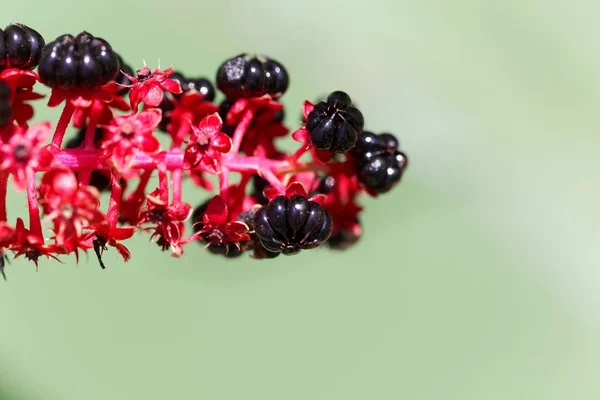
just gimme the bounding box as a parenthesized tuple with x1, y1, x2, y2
(254, 195, 333, 255)
(38, 32, 119, 89)
(305, 91, 364, 153)
(0, 24, 44, 70)
(0, 80, 12, 126)
(351, 131, 408, 194)
(216, 53, 289, 100)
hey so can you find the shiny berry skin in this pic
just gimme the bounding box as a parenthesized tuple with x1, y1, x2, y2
(254, 195, 333, 255)
(305, 91, 364, 153)
(38, 32, 119, 89)
(251, 175, 270, 205)
(0, 24, 45, 70)
(186, 77, 216, 102)
(216, 53, 289, 100)
(316, 175, 336, 195)
(0, 80, 11, 125)
(351, 131, 408, 194)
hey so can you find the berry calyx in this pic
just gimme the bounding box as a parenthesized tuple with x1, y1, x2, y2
(0, 24, 45, 70)
(351, 131, 408, 193)
(254, 195, 333, 255)
(38, 31, 119, 89)
(305, 90, 364, 153)
(216, 53, 289, 100)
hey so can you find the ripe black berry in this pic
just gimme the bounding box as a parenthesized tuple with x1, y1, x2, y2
(38, 32, 119, 89)
(251, 175, 270, 205)
(186, 77, 216, 102)
(254, 195, 333, 255)
(0, 24, 45, 70)
(351, 131, 408, 194)
(316, 175, 336, 195)
(216, 53, 289, 100)
(305, 91, 364, 153)
(0, 80, 12, 126)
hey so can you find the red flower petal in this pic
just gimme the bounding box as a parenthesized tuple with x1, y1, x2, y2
(161, 78, 182, 94)
(292, 127, 309, 143)
(204, 195, 229, 226)
(212, 133, 232, 153)
(144, 85, 164, 108)
(302, 101, 314, 120)
(136, 108, 162, 130)
(264, 187, 280, 201)
(169, 202, 193, 221)
(183, 143, 202, 170)
(196, 113, 223, 141)
(286, 182, 309, 198)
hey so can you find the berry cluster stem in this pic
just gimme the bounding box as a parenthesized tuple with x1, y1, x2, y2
(231, 109, 255, 153)
(51, 102, 75, 147)
(26, 171, 42, 237)
(0, 172, 7, 221)
(107, 172, 122, 227)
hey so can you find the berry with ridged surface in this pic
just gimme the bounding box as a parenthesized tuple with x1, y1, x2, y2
(38, 31, 119, 89)
(0, 24, 45, 70)
(216, 53, 289, 100)
(0, 80, 12, 125)
(351, 131, 408, 194)
(305, 90, 364, 153)
(254, 195, 333, 255)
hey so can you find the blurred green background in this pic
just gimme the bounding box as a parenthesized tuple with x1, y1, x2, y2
(1, 0, 599, 399)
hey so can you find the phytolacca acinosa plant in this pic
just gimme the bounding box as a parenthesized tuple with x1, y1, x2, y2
(0, 26, 409, 277)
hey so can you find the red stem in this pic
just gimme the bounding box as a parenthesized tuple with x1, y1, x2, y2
(26, 171, 42, 237)
(260, 169, 286, 194)
(231, 109, 255, 153)
(172, 169, 183, 202)
(107, 173, 122, 227)
(51, 102, 75, 147)
(171, 117, 191, 149)
(0, 172, 7, 221)
(79, 100, 104, 186)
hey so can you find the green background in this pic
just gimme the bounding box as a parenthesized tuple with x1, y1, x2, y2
(2, 0, 599, 399)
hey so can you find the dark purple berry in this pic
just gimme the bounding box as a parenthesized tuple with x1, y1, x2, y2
(186, 77, 215, 101)
(38, 32, 119, 89)
(305, 90, 364, 153)
(1, 24, 45, 70)
(254, 195, 333, 255)
(316, 176, 335, 195)
(251, 175, 270, 205)
(216, 53, 289, 100)
(352, 131, 408, 193)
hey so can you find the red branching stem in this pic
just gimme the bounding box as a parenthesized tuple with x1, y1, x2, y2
(0, 172, 7, 221)
(107, 172, 122, 227)
(158, 166, 169, 203)
(260, 168, 286, 194)
(231, 109, 255, 153)
(219, 167, 229, 194)
(26, 171, 42, 237)
(290, 143, 310, 163)
(172, 169, 183, 203)
(79, 100, 104, 186)
(133, 170, 152, 199)
(51, 101, 75, 147)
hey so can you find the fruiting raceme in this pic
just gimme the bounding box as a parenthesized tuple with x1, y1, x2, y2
(0, 24, 409, 276)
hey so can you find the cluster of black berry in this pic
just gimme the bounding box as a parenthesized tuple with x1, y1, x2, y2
(0, 80, 11, 126)
(38, 32, 121, 89)
(0, 23, 44, 70)
(216, 53, 289, 100)
(351, 131, 408, 193)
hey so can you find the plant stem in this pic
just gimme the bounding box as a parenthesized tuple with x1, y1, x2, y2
(231, 108, 255, 153)
(0, 172, 7, 221)
(51, 102, 75, 147)
(107, 173, 122, 227)
(26, 171, 42, 237)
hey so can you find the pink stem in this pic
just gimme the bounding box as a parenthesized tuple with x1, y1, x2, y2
(231, 108, 255, 153)
(219, 167, 229, 194)
(79, 100, 104, 186)
(290, 143, 310, 163)
(171, 116, 191, 149)
(26, 171, 42, 237)
(260, 169, 286, 195)
(0, 172, 7, 221)
(171, 169, 183, 203)
(51, 101, 75, 147)
(158, 167, 169, 203)
(107, 173, 122, 227)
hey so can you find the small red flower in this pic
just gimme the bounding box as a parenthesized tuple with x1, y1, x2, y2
(39, 170, 105, 247)
(0, 122, 54, 190)
(0, 221, 15, 249)
(161, 91, 218, 139)
(9, 218, 69, 266)
(264, 181, 326, 204)
(193, 195, 250, 249)
(100, 108, 162, 177)
(81, 223, 135, 268)
(138, 189, 193, 257)
(122, 65, 182, 110)
(183, 113, 232, 174)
